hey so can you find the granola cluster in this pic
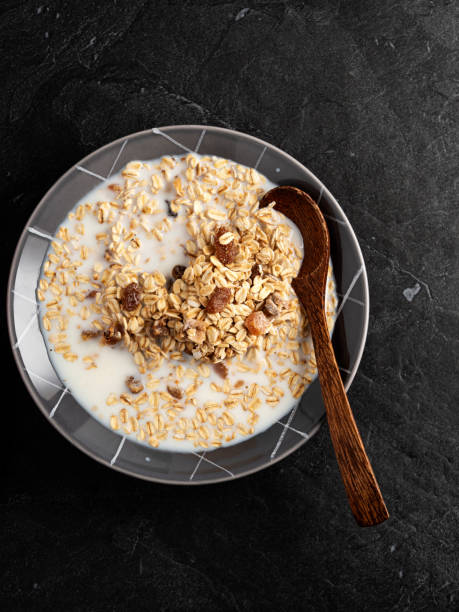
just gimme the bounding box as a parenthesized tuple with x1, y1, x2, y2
(92, 157, 307, 371)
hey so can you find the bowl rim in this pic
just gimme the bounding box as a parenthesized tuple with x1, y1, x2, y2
(7, 124, 369, 485)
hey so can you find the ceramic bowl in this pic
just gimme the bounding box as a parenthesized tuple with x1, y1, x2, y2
(7, 125, 369, 484)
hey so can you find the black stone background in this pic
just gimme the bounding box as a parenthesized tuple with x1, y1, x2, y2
(2, 1, 458, 610)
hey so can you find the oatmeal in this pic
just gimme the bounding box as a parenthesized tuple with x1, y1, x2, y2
(38, 154, 337, 451)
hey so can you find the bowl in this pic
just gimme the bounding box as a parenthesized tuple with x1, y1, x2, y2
(7, 125, 369, 484)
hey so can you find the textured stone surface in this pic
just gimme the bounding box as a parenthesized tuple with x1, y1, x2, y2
(2, 1, 458, 610)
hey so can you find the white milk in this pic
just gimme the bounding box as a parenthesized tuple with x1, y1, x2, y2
(39, 155, 337, 452)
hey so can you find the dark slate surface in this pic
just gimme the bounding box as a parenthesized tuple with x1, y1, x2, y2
(2, 1, 458, 610)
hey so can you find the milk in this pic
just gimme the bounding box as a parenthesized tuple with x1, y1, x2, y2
(39, 155, 337, 452)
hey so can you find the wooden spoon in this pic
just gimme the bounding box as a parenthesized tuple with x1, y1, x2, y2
(260, 186, 389, 527)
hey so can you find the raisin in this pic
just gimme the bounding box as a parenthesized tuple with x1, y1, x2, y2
(86, 290, 98, 299)
(149, 318, 169, 337)
(250, 263, 263, 280)
(104, 322, 124, 345)
(167, 385, 183, 400)
(235, 380, 244, 388)
(165, 199, 177, 217)
(245, 311, 270, 336)
(262, 296, 279, 318)
(213, 362, 228, 379)
(171, 265, 186, 280)
(215, 226, 238, 265)
(126, 376, 144, 394)
(121, 282, 141, 311)
(205, 287, 231, 314)
(81, 329, 101, 341)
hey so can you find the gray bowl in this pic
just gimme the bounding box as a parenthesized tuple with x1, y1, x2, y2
(7, 125, 369, 484)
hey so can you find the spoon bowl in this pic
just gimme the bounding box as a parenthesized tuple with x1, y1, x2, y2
(261, 186, 329, 280)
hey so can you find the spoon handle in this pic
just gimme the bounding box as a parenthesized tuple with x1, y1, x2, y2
(293, 277, 389, 527)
